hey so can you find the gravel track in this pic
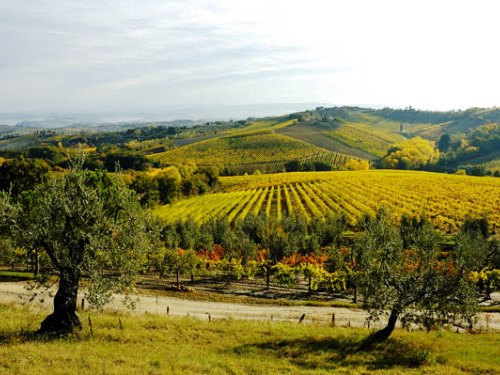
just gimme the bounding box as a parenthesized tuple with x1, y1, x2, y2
(1, 281, 499, 331)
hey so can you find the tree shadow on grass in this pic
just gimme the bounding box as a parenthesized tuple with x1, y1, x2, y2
(0, 329, 84, 344)
(234, 335, 435, 371)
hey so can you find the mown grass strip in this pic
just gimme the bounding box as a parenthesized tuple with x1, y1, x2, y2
(0, 303, 498, 375)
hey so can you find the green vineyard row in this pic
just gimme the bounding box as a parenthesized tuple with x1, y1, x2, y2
(299, 150, 362, 167)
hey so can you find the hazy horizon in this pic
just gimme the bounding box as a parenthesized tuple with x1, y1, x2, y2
(1, 101, 499, 127)
(1, 0, 499, 117)
(0, 102, 329, 126)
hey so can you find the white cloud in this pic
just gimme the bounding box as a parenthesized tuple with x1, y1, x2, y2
(0, 0, 499, 114)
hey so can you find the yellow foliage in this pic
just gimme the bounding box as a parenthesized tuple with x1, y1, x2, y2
(345, 159, 370, 171)
(464, 146, 478, 153)
(383, 137, 440, 169)
(147, 166, 182, 183)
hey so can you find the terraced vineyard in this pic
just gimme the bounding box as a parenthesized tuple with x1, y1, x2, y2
(154, 170, 500, 233)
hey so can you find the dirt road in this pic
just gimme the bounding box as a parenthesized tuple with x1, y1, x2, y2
(1, 281, 499, 331)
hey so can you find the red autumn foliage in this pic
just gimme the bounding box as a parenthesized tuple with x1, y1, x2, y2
(434, 259, 456, 276)
(196, 244, 225, 265)
(257, 249, 270, 263)
(282, 253, 327, 267)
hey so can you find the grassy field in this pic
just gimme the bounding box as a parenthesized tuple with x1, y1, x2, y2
(0, 304, 499, 374)
(0, 270, 35, 282)
(155, 170, 500, 232)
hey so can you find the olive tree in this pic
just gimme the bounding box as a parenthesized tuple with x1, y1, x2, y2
(355, 210, 486, 342)
(0, 159, 159, 334)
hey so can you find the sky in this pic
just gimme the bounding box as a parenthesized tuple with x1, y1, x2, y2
(1, 0, 499, 119)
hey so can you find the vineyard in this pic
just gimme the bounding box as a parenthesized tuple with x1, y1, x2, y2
(277, 123, 378, 160)
(154, 170, 500, 233)
(299, 151, 363, 168)
(225, 118, 297, 136)
(148, 132, 333, 173)
(326, 118, 411, 158)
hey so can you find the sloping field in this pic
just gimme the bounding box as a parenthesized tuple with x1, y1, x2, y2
(322, 112, 406, 157)
(278, 124, 377, 160)
(481, 159, 500, 173)
(457, 150, 500, 167)
(327, 124, 394, 157)
(0, 135, 37, 150)
(173, 132, 222, 147)
(148, 132, 327, 169)
(341, 112, 404, 137)
(407, 121, 451, 139)
(154, 170, 500, 233)
(224, 118, 298, 137)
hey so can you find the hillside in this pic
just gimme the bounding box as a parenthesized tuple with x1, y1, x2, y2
(1, 105, 499, 174)
(147, 116, 365, 173)
(364, 107, 500, 135)
(277, 123, 378, 160)
(294, 106, 499, 156)
(148, 131, 330, 174)
(279, 106, 500, 171)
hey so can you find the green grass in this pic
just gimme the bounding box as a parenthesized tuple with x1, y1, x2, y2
(0, 304, 499, 374)
(0, 270, 35, 281)
(480, 305, 500, 313)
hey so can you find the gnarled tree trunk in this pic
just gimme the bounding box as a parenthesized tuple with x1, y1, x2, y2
(370, 309, 399, 342)
(265, 265, 271, 290)
(38, 268, 81, 334)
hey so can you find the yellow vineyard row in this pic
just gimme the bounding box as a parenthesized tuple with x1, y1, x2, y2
(154, 170, 500, 233)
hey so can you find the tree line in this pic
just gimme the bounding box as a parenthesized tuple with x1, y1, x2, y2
(0, 153, 220, 206)
(382, 124, 500, 176)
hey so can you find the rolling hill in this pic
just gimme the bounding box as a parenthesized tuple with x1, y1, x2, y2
(148, 131, 331, 174)
(1, 105, 499, 174)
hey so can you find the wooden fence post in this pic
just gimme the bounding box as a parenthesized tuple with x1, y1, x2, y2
(298, 313, 306, 324)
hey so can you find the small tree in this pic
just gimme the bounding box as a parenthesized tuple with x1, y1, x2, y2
(437, 133, 452, 152)
(160, 248, 199, 288)
(0, 158, 159, 334)
(355, 210, 486, 342)
(383, 137, 440, 170)
(156, 174, 178, 204)
(130, 174, 159, 206)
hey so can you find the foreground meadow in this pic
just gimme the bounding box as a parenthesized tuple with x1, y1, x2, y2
(1, 304, 499, 374)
